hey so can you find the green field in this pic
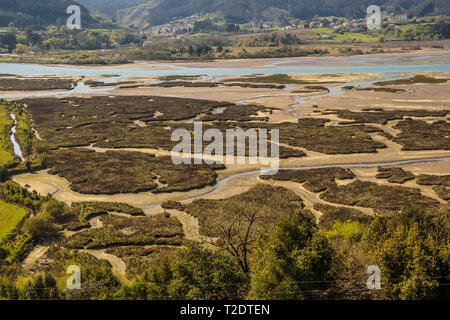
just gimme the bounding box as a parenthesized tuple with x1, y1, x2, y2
(0, 106, 15, 165)
(312, 27, 333, 34)
(329, 32, 381, 42)
(0, 200, 28, 242)
(312, 28, 382, 42)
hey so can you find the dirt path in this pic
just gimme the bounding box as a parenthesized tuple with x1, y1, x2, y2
(260, 179, 375, 216)
(82, 249, 127, 282)
(166, 209, 202, 241)
(22, 245, 50, 269)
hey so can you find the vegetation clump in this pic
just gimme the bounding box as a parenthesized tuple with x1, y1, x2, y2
(63, 214, 184, 249)
(375, 167, 416, 184)
(393, 119, 450, 150)
(47, 149, 224, 195)
(260, 167, 355, 192)
(65, 201, 145, 231)
(374, 75, 448, 86)
(0, 77, 77, 91)
(321, 180, 439, 214)
(314, 204, 371, 229)
(331, 109, 448, 125)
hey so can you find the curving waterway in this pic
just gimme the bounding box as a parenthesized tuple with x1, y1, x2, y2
(139, 156, 450, 209)
(9, 113, 25, 162)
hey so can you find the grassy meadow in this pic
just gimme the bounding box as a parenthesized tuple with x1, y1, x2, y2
(0, 200, 28, 243)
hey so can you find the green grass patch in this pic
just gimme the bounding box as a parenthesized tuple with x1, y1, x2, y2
(312, 27, 333, 34)
(0, 105, 16, 166)
(327, 32, 381, 43)
(0, 200, 28, 243)
(374, 75, 448, 86)
(325, 220, 361, 239)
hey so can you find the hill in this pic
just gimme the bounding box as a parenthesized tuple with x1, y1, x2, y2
(80, 0, 450, 27)
(75, 0, 145, 21)
(0, 0, 101, 28)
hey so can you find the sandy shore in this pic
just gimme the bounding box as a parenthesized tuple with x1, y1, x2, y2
(26, 46, 450, 71)
(159, 48, 450, 69)
(301, 82, 450, 112)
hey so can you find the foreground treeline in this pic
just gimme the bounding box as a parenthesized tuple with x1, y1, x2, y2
(115, 206, 449, 300)
(1, 201, 448, 300)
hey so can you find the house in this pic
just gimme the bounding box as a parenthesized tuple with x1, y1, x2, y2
(349, 23, 361, 32)
(143, 40, 153, 47)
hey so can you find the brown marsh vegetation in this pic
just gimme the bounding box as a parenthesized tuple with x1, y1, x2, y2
(0, 76, 77, 91)
(63, 214, 184, 249)
(392, 119, 450, 150)
(262, 167, 444, 214)
(330, 109, 448, 125)
(314, 204, 370, 229)
(375, 167, 416, 184)
(260, 167, 354, 192)
(47, 149, 224, 195)
(183, 184, 303, 238)
(320, 180, 439, 215)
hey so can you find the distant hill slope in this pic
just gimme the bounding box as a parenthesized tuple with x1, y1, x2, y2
(0, 0, 100, 28)
(75, 0, 146, 21)
(82, 0, 450, 27)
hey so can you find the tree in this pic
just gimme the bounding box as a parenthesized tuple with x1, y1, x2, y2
(22, 215, 59, 241)
(0, 166, 8, 182)
(42, 199, 69, 223)
(362, 206, 449, 300)
(24, 29, 42, 46)
(188, 44, 194, 55)
(145, 243, 247, 299)
(113, 282, 148, 300)
(248, 210, 333, 299)
(0, 34, 17, 53)
(213, 199, 267, 273)
(21, 273, 59, 300)
(0, 276, 18, 299)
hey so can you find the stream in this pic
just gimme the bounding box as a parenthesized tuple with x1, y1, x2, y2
(140, 156, 450, 209)
(9, 113, 25, 162)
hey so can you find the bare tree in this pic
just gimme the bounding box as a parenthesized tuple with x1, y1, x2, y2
(212, 199, 266, 273)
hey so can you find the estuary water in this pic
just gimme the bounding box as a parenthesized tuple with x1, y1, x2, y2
(0, 52, 448, 98)
(1, 52, 450, 79)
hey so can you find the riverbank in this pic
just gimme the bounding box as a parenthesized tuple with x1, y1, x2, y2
(1, 42, 449, 69)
